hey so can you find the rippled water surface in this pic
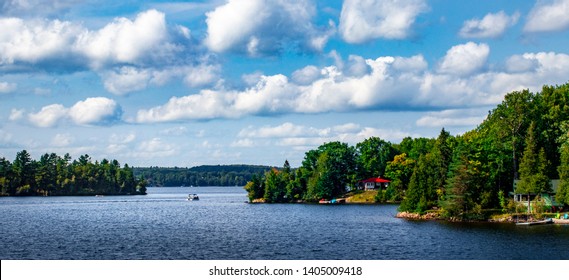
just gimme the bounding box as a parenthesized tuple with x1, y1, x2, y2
(1, 187, 568, 259)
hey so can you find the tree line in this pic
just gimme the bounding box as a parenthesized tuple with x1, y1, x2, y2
(244, 82, 569, 219)
(0, 150, 147, 196)
(133, 165, 274, 187)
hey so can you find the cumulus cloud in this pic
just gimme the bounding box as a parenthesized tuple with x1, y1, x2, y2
(101, 63, 221, 95)
(68, 97, 122, 125)
(102, 67, 151, 95)
(136, 44, 569, 124)
(27, 97, 122, 127)
(0, 9, 176, 68)
(416, 109, 487, 128)
(0, 81, 17, 93)
(9, 108, 25, 121)
(524, 0, 569, 33)
(237, 122, 415, 147)
(74, 9, 170, 69)
(134, 138, 176, 158)
(459, 11, 520, 38)
(0, 17, 82, 66)
(28, 104, 69, 128)
(50, 133, 74, 147)
(0, 9, 216, 94)
(292, 65, 321, 85)
(438, 42, 489, 76)
(204, 0, 334, 55)
(339, 0, 428, 43)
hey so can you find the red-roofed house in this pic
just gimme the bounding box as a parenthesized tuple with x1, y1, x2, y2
(359, 177, 391, 191)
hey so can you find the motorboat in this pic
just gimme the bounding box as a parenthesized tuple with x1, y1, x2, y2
(515, 218, 553, 226)
(188, 194, 199, 201)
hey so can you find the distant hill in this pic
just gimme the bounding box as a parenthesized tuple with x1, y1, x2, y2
(133, 165, 274, 187)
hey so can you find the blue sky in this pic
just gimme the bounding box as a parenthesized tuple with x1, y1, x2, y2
(1, 0, 569, 167)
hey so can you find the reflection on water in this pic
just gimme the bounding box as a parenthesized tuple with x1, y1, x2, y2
(0, 187, 568, 260)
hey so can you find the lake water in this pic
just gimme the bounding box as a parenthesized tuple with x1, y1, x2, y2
(1, 187, 568, 260)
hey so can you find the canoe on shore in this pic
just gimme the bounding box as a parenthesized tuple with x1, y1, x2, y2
(552, 218, 569, 224)
(516, 218, 553, 226)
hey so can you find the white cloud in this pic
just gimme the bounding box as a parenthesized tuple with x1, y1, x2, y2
(238, 122, 415, 148)
(68, 97, 122, 126)
(339, 0, 428, 43)
(28, 104, 68, 128)
(204, 0, 333, 55)
(524, 0, 569, 33)
(136, 44, 569, 123)
(292, 65, 321, 85)
(438, 42, 489, 76)
(109, 132, 136, 144)
(135, 138, 176, 158)
(27, 97, 122, 127)
(160, 126, 188, 136)
(73, 9, 169, 68)
(0, 10, 196, 72)
(50, 133, 74, 147)
(102, 63, 221, 95)
(416, 109, 487, 128)
(183, 63, 221, 87)
(238, 122, 327, 138)
(505, 54, 540, 73)
(0, 17, 81, 65)
(102, 67, 151, 95)
(0, 82, 17, 93)
(459, 11, 519, 38)
(230, 138, 255, 148)
(9, 108, 24, 121)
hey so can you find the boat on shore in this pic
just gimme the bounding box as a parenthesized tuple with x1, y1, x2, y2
(552, 218, 569, 224)
(187, 194, 199, 201)
(318, 198, 345, 204)
(516, 218, 553, 226)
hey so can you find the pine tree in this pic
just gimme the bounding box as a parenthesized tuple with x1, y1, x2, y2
(517, 122, 551, 194)
(557, 123, 569, 205)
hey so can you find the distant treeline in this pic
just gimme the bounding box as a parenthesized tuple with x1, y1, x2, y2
(133, 165, 274, 187)
(0, 150, 147, 196)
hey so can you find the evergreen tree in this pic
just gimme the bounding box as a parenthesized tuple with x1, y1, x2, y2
(557, 122, 569, 205)
(384, 153, 415, 201)
(264, 168, 287, 203)
(517, 122, 552, 194)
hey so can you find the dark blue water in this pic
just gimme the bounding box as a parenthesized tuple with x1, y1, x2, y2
(1, 187, 568, 260)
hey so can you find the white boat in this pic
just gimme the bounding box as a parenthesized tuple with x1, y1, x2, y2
(516, 218, 553, 226)
(187, 194, 199, 201)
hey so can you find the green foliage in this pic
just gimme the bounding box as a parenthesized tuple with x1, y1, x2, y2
(517, 122, 552, 194)
(134, 165, 271, 187)
(399, 153, 439, 213)
(557, 122, 569, 205)
(0, 150, 145, 196)
(239, 81, 569, 216)
(384, 153, 415, 201)
(356, 137, 395, 179)
(396, 137, 435, 160)
(264, 168, 288, 203)
(244, 174, 264, 202)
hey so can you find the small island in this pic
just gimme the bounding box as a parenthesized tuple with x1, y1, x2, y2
(0, 151, 147, 196)
(244, 82, 569, 223)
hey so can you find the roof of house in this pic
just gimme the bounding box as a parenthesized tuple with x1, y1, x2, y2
(360, 177, 390, 183)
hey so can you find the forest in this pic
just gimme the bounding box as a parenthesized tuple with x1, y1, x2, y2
(133, 165, 274, 187)
(244, 82, 569, 220)
(0, 151, 147, 196)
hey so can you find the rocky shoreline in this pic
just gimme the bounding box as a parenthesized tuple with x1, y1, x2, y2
(396, 211, 441, 220)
